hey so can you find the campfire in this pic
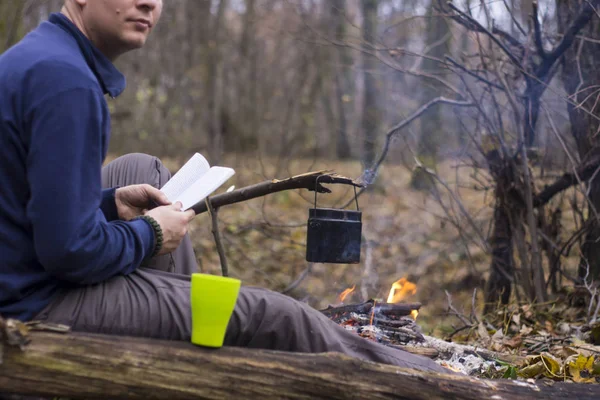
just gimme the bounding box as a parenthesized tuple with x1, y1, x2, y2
(322, 277, 424, 347)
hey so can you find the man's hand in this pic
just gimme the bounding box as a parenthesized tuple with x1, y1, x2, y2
(146, 202, 196, 255)
(115, 184, 170, 221)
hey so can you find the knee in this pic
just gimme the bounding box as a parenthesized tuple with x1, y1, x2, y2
(102, 153, 171, 189)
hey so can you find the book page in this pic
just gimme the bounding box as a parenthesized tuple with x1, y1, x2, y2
(176, 166, 235, 210)
(160, 153, 210, 202)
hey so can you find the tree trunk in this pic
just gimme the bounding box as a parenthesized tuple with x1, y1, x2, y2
(410, 2, 450, 191)
(361, 0, 379, 168)
(2, 331, 600, 400)
(331, 0, 352, 160)
(206, 0, 229, 164)
(484, 148, 516, 313)
(557, 0, 600, 280)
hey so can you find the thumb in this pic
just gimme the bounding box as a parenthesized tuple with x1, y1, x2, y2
(145, 185, 170, 206)
(172, 201, 184, 211)
(184, 209, 196, 221)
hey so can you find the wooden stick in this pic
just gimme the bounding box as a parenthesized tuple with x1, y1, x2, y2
(205, 197, 228, 277)
(191, 171, 362, 215)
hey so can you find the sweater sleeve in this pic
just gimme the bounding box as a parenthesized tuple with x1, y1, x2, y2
(100, 188, 119, 221)
(25, 87, 155, 284)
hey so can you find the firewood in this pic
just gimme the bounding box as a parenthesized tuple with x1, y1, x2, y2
(320, 299, 421, 319)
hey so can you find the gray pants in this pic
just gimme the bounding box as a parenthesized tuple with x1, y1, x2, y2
(35, 153, 448, 373)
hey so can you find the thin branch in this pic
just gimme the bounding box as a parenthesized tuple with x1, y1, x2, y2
(445, 290, 473, 327)
(342, 98, 472, 208)
(536, 0, 599, 78)
(445, 56, 507, 92)
(446, 2, 524, 69)
(281, 264, 313, 295)
(501, 0, 527, 37)
(205, 197, 229, 277)
(534, 156, 600, 207)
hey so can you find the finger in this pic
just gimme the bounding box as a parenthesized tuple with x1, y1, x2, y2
(145, 185, 170, 206)
(184, 209, 196, 221)
(172, 201, 184, 211)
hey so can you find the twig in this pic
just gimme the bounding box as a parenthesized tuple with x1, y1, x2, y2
(501, 0, 527, 37)
(445, 290, 472, 327)
(281, 264, 312, 294)
(446, 2, 524, 69)
(445, 56, 507, 92)
(205, 197, 229, 277)
(342, 97, 472, 208)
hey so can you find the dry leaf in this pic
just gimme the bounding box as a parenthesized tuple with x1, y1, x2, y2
(540, 352, 562, 378)
(520, 325, 533, 335)
(518, 360, 545, 379)
(512, 313, 521, 326)
(567, 354, 597, 383)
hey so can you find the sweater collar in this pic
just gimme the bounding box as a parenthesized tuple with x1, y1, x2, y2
(49, 13, 126, 98)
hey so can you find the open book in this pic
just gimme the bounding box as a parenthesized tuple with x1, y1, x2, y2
(160, 153, 235, 211)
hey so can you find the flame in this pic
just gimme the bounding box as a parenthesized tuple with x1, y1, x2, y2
(337, 285, 356, 303)
(411, 310, 419, 320)
(386, 277, 417, 304)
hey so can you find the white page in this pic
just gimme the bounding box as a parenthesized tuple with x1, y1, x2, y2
(160, 153, 210, 202)
(176, 166, 235, 210)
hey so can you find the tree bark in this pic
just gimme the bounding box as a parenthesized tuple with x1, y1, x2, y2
(361, 0, 379, 168)
(206, 0, 229, 164)
(2, 331, 600, 400)
(484, 150, 516, 313)
(557, 0, 600, 280)
(410, 2, 450, 191)
(331, 0, 352, 160)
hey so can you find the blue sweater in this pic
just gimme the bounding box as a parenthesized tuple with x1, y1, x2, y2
(0, 13, 154, 321)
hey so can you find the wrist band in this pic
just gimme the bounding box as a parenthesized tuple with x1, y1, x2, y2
(138, 215, 163, 258)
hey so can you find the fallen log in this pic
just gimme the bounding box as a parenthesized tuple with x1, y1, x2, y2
(1, 330, 600, 400)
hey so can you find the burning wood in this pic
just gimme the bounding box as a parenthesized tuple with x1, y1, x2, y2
(320, 299, 424, 346)
(322, 278, 425, 347)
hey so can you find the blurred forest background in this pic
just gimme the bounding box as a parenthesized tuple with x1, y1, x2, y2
(2, 0, 600, 336)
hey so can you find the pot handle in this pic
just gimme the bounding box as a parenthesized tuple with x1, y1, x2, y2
(314, 175, 359, 211)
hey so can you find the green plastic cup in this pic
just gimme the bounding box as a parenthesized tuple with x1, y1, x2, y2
(190, 273, 241, 348)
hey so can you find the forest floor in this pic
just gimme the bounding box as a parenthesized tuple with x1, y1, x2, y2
(146, 153, 599, 383)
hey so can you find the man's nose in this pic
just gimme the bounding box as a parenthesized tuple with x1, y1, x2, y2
(136, 0, 160, 11)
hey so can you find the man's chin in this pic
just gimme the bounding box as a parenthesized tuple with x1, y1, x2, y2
(123, 35, 148, 51)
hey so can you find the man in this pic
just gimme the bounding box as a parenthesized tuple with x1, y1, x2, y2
(0, 0, 448, 373)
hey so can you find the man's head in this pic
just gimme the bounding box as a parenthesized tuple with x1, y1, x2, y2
(62, 0, 163, 60)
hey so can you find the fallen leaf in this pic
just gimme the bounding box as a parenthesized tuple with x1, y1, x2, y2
(520, 325, 533, 335)
(512, 313, 521, 326)
(540, 352, 562, 378)
(518, 360, 545, 379)
(568, 354, 597, 383)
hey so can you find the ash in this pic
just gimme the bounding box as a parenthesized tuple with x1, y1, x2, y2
(437, 353, 500, 375)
